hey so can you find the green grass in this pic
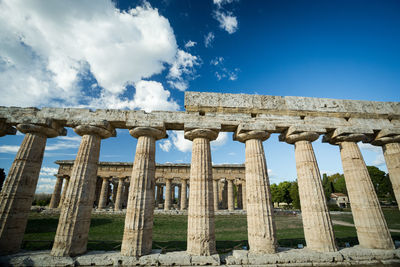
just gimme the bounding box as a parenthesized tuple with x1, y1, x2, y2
(22, 208, 400, 252)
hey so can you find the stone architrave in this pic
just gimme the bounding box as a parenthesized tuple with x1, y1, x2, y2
(372, 133, 400, 210)
(213, 179, 219, 211)
(180, 179, 187, 210)
(114, 178, 125, 211)
(327, 133, 394, 249)
(283, 131, 337, 252)
(58, 177, 70, 208)
(234, 130, 277, 254)
(185, 128, 219, 256)
(98, 177, 109, 210)
(0, 123, 65, 254)
(227, 179, 235, 211)
(49, 176, 64, 209)
(121, 127, 166, 257)
(165, 179, 172, 210)
(51, 124, 115, 256)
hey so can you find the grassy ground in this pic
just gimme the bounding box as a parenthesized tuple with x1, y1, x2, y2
(22, 208, 400, 253)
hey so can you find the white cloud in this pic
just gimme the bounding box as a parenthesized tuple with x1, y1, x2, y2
(211, 57, 224, 66)
(214, 10, 238, 34)
(171, 131, 192, 153)
(213, 0, 236, 7)
(210, 57, 239, 81)
(359, 143, 382, 153)
(211, 132, 228, 147)
(0, 0, 187, 111)
(133, 80, 179, 112)
(167, 50, 200, 91)
(159, 140, 172, 152)
(204, 32, 215, 48)
(0, 145, 19, 153)
(39, 167, 58, 177)
(372, 154, 386, 166)
(184, 40, 197, 48)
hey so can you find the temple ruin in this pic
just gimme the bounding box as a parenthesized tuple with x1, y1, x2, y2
(0, 91, 399, 265)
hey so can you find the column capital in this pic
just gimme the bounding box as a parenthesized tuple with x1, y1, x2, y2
(129, 126, 166, 140)
(17, 123, 66, 138)
(322, 127, 373, 145)
(0, 121, 16, 137)
(234, 130, 270, 143)
(184, 128, 219, 141)
(281, 131, 320, 144)
(371, 129, 400, 146)
(74, 123, 115, 139)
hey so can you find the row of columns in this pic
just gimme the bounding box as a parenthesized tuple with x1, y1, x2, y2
(0, 122, 399, 257)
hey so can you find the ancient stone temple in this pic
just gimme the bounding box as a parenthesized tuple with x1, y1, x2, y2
(0, 91, 399, 265)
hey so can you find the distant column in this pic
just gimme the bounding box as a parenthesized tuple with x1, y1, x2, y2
(112, 181, 118, 203)
(234, 130, 277, 254)
(227, 179, 235, 211)
(114, 178, 125, 211)
(165, 179, 172, 210)
(185, 128, 219, 256)
(178, 185, 182, 208)
(237, 184, 243, 209)
(49, 175, 64, 209)
(58, 176, 70, 208)
(98, 177, 109, 210)
(242, 182, 247, 210)
(282, 129, 337, 252)
(180, 179, 187, 210)
(51, 123, 115, 256)
(325, 132, 394, 249)
(122, 181, 129, 208)
(0, 123, 65, 254)
(213, 179, 219, 211)
(121, 127, 166, 257)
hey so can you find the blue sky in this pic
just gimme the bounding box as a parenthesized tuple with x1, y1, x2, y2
(0, 0, 399, 193)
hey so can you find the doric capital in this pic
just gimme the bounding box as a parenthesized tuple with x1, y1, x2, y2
(234, 130, 270, 143)
(322, 127, 373, 145)
(184, 128, 219, 141)
(16, 123, 66, 138)
(74, 122, 115, 139)
(280, 131, 320, 144)
(129, 126, 166, 140)
(370, 129, 400, 146)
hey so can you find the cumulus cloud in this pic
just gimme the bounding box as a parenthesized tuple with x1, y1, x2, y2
(39, 167, 58, 177)
(210, 56, 239, 81)
(167, 50, 200, 91)
(214, 10, 238, 34)
(204, 32, 215, 48)
(184, 40, 197, 48)
(0, 145, 19, 153)
(170, 131, 228, 152)
(159, 140, 172, 152)
(0, 0, 193, 112)
(211, 132, 228, 147)
(213, 0, 236, 7)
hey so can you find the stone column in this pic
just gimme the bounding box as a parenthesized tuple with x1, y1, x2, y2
(178, 185, 182, 208)
(171, 184, 175, 206)
(98, 177, 109, 210)
(112, 181, 118, 203)
(372, 132, 400, 210)
(49, 175, 64, 209)
(282, 130, 337, 252)
(165, 179, 172, 210)
(121, 127, 166, 257)
(0, 123, 65, 255)
(325, 133, 394, 249)
(234, 130, 277, 254)
(58, 176, 70, 208)
(242, 182, 247, 210)
(114, 178, 125, 211)
(51, 123, 115, 256)
(180, 179, 187, 210)
(213, 179, 219, 211)
(227, 179, 235, 211)
(123, 181, 129, 208)
(237, 184, 243, 209)
(185, 128, 219, 256)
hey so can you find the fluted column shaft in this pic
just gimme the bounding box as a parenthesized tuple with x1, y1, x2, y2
(123, 182, 129, 208)
(339, 141, 394, 249)
(227, 179, 235, 211)
(115, 178, 124, 211)
(186, 129, 218, 255)
(49, 176, 64, 209)
(58, 177, 70, 208)
(237, 185, 243, 209)
(51, 124, 114, 256)
(98, 178, 109, 209)
(242, 183, 247, 210)
(0, 131, 47, 254)
(294, 140, 337, 252)
(383, 143, 400, 210)
(213, 180, 219, 211)
(165, 179, 172, 210)
(121, 127, 165, 257)
(181, 179, 187, 210)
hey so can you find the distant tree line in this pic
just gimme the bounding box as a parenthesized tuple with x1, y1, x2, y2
(270, 165, 396, 210)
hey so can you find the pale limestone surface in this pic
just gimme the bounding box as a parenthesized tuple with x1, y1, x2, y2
(121, 127, 166, 257)
(227, 179, 234, 211)
(180, 179, 187, 210)
(0, 123, 65, 255)
(383, 142, 400, 210)
(114, 178, 124, 211)
(234, 130, 277, 254)
(164, 178, 172, 210)
(49, 176, 63, 209)
(213, 179, 219, 211)
(58, 177, 70, 208)
(185, 128, 218, 256)
(97, 178, 109, 210)
(51, 124, 113, 256)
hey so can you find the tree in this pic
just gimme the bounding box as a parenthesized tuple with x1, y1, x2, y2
(0, 168, 5, 192)
(289, 181, 300, 209)
(276, 181, 292, 204)
(367, 166, 395, 202)
(322, 173, 333, 200)
(270, 183, 279, 206)
(329, 173, 347, 194)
